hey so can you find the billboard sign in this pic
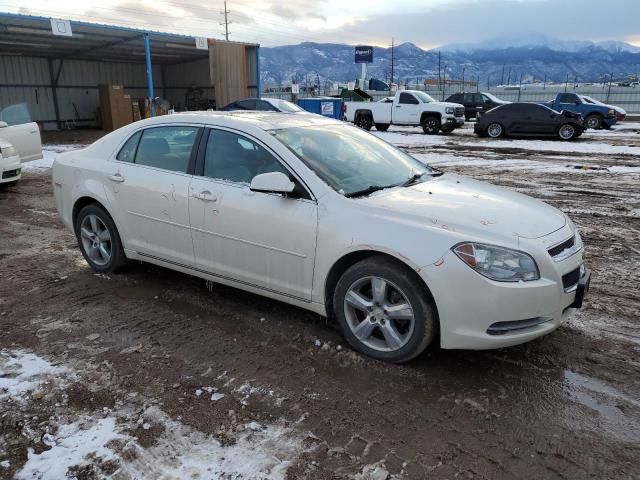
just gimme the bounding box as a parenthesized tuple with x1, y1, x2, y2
(354, 46, 373, 64)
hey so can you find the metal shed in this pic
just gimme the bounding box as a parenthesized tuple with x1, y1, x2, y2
(0, 13, 260, 130)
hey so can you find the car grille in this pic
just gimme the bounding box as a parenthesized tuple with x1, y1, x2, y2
(454, 107, 464, 117)
(548, 235, 575, 257)
(562, 267, 581, 291)
(2, 169, 20, 179)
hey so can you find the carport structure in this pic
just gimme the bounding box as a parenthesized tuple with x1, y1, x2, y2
(0, 12, 260, 130)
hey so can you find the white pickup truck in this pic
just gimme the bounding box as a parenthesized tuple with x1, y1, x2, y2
(344, 90, 465, 134)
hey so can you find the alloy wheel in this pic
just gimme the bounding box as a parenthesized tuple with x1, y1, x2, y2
(80, 214, 112, 266)
(487, 123, 503, 138)
(343, 276, 415, 352)
(558, 124, 575, 140)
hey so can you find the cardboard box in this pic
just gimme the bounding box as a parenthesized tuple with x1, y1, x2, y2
(99, 84, 134, 131)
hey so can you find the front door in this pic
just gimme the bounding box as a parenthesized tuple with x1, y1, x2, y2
(189, 128, 318, 301)
(0, 103, 42, 161)
(393, 92, 421, 124)
(103, 125, 201, 267)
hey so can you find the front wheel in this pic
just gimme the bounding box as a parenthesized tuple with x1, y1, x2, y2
(75, 204, 129, 273)
(585, 114, 602, 130)
(333, 257, 437, 363)
(558, 123, 577, 140)
(421, 116, 441, 135)
(375, 123, 389, 132)
(486, 122, 504, 138)
(355, 114, 372, 131)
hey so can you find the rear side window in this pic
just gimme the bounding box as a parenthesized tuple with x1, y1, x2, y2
(463, 93, 475, 103)
(132, 126, 199, 173)
(116, 131, 141, 163)
(237, 99, 257, 110)
(399, 93, 418, 105)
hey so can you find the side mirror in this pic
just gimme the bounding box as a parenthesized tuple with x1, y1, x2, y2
(0, 121, 8, 128)
(250, 171, 295, 195)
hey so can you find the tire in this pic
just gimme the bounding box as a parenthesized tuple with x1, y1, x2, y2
(585, 114, 602, 130)
(375, 123, 389, 132)
(75, 204, 129, 273)
(440, 127, 454, 134)
(421, 116, 441, 135)
(355, 114, 372, 131)
(486, 122, 504, 138)
(558, 123, 577, 141)
(333, 256, 437, 363)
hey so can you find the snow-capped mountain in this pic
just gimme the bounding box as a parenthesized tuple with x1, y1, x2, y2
(259, 34, 640, 86)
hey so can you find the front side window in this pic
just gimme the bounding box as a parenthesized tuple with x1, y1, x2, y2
(272, 124, 432, 196)
(399, 93, 418, 105)
(204, 129, 289, 184)
(133, 126, 198, 173)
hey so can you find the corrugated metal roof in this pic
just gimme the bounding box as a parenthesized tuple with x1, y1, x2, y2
(0, 12, 258, 65)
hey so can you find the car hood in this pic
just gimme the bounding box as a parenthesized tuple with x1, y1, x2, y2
(357, 173, 566, 240)
(435, 102, 464, 109)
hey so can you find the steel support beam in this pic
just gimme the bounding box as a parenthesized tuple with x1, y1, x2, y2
(47, 58, 61, 127)
(256, 46, 261, 97)
(144, 33, 155, 117)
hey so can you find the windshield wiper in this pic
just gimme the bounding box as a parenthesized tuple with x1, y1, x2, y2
(402, 169, 444, 187)
(345, 184, 397, 198)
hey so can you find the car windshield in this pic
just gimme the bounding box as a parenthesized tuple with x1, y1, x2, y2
(276, 100, 304, 112)
(414, 92, 436, 103)
(483, 92, 502, 102)
(272, 124, 433, 196)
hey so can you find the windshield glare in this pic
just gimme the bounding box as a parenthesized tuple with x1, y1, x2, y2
(272, 124, 432, 196)
(414, 92, 436, 103)
(277, 100, 304, 112)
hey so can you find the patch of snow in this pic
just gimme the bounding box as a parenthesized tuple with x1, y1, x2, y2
(15, 417, 127, 480)
(21, 144, 86, 172)
(0, 349, 66, 399)
(0, 460, 10, 469)
(210, 392, 225, 401)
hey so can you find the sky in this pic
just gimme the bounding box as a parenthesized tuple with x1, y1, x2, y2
(1, 0, 640, 48)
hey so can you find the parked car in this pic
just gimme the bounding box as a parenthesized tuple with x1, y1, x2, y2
(580, 95, 626, 122)
(344, 90, 465, 134)
(540, 93, 616, 130)
(445, 92, 510, 121)
(0, 138, 21, 187)
(475, 103, 584, 140)
(220, 97, 305, 113)
(52, 112, 589, 363)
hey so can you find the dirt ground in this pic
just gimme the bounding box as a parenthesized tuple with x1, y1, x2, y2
(1, 124, 639, 479)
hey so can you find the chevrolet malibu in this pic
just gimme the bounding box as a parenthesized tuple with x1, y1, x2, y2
(52, 112, 590, 363)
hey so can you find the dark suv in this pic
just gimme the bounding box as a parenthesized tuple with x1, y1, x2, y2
(445, 92, 509, 121)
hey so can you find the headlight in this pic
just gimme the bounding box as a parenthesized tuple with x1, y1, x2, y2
(452, 242, 540, 282)
(608, 108, 615, 116)
(0, 145, 17, 158)
(445, 107, 454, 114)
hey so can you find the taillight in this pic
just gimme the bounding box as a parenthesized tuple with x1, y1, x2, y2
(342, 103, 347, 113)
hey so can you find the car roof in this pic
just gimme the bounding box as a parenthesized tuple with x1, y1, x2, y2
(133, 111, 337, 131)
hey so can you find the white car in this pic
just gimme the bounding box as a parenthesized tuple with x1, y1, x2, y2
(0, 102, 44, 185)
(0, 138, 22, 186)
(52, 112, 590, 362)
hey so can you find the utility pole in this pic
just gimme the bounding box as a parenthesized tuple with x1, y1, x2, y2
(564, 73, 569, 92)
(220, 0, 231, 41)
(501, 64, 505, 85)
(390, 37, 395, 93)
(437, 51, 441, 90)
(507, 67, 511, 86)
(462, 67, 465, 92)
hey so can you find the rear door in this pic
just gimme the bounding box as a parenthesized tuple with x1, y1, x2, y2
(103, 124, 202, 267)
(393, 93, 421, 124)
(0, 103, 42, 161)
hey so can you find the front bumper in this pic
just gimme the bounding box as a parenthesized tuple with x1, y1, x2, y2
(418, 226, 588, 350)
(602, 116, 617, 129)
(0, 155, 22, 183)
(443, 115, 465, 128)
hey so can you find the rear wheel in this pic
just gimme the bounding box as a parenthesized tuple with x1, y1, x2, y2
(585, 114, 602, 130)
(355, 114, 372, 131)
(333, 257, 437, 363)
(558, 123, 577, 140)
(486, 122, 504, 138)
(375, 123, 389, 132)
(75, 204, 129, 273)
(421, 116, 440, 135)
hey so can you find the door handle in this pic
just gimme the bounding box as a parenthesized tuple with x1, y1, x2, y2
(108, 173, 125, 183)
(193, 191, 217, 202)
(395, 105, 401, 108)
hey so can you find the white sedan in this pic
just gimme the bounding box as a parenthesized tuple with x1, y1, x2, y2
(52, 112, 590, 362)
